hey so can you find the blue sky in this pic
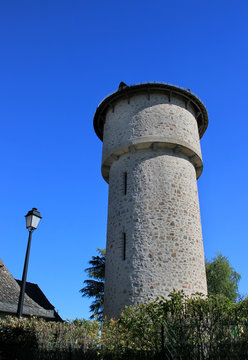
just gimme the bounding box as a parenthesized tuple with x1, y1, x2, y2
(0, 0, 247, 320)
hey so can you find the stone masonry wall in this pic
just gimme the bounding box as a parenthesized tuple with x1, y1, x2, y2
(104, 150, 207, 318)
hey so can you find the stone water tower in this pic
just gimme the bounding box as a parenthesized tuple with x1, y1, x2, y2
(93, 82, 208, 318)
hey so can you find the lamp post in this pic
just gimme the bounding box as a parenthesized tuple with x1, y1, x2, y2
(17, 208, 42, 318)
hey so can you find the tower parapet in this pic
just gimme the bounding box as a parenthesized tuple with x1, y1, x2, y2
(94, 83, 208, 318)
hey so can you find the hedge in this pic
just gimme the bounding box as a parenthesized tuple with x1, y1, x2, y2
(1, 292, 248, 359)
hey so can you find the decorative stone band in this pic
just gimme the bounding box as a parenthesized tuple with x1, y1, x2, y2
(94, 83, 208, 141)
(101, 136, 203, 183)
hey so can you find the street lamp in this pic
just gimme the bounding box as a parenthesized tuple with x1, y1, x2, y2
(17, 208, 42, 318)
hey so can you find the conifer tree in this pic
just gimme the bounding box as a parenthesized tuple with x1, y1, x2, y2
(80, 249, 105, 320)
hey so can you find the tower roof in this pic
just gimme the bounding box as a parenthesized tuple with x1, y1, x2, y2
(93, 82, 208, 141)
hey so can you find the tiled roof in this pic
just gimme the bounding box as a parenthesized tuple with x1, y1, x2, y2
(0, 258, 61, 320)
(15, 280, 55, 310)
(15, 280, 62, 321)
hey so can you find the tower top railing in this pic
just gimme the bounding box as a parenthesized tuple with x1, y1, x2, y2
(93, 82, 208, 141)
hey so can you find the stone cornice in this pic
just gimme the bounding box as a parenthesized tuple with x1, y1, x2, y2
(101, 138, 203, 183)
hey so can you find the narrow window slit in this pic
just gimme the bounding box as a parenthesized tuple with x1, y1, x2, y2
(123, 232, 126, 260)
(124, 172, 127, 195)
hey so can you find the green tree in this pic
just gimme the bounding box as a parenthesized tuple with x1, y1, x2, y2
(206, 253, 241, 302)
(80, 248, 105, 320)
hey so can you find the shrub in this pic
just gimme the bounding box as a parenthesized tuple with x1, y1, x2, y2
(100, 292, 248, 359)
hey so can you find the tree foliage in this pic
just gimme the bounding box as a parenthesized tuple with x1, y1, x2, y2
(80, 248, 105, 320)
(205, 253, 241, 302)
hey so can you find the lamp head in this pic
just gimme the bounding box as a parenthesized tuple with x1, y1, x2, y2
(25, 208, 42, 230)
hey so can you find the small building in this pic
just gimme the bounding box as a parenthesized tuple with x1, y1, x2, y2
(0, 258, 62, 321)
